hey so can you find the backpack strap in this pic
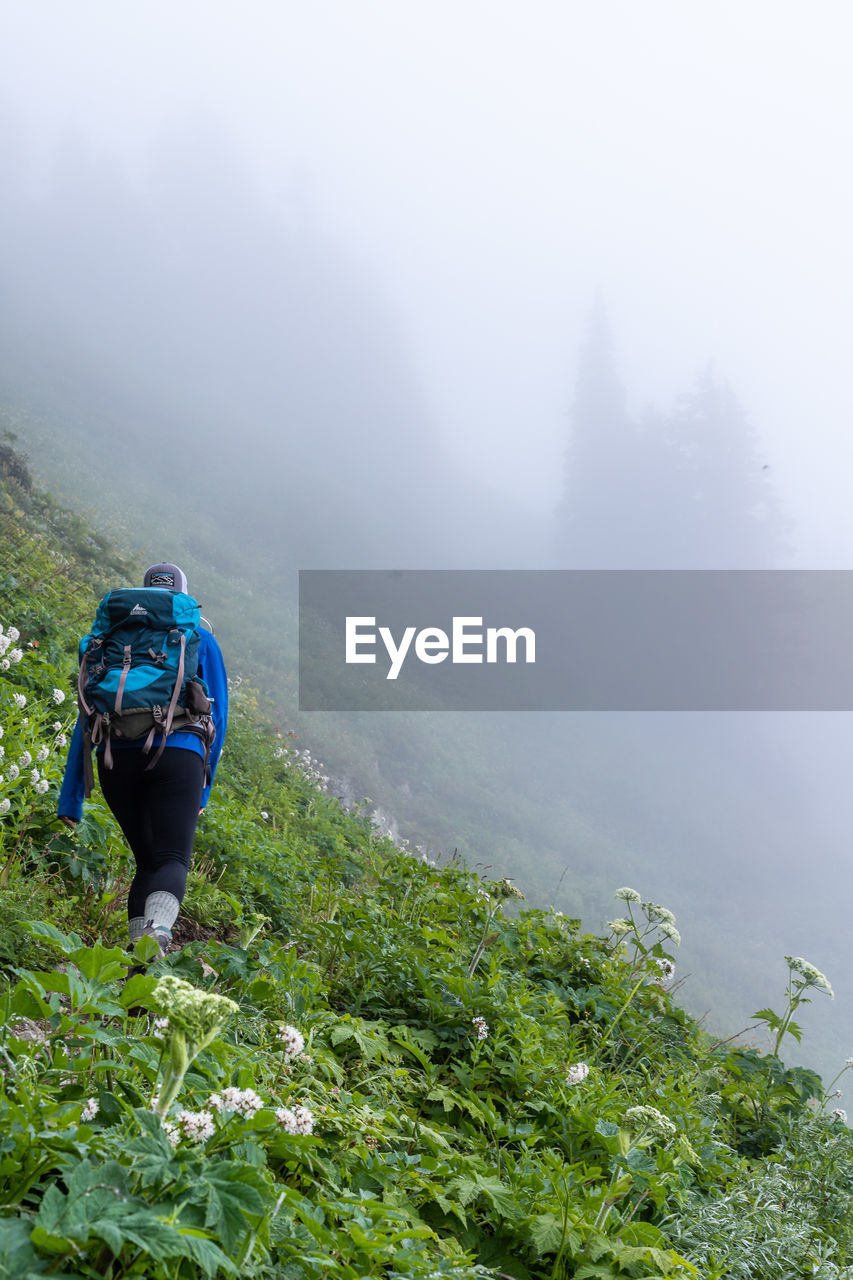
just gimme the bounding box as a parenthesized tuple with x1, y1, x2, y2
(77, 641, 100, 798)
(114, 645, 133, 713)
(144, 632, 186, 772)
(81, 722, 96, 799)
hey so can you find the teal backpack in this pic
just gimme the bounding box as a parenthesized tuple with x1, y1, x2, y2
(77, 587, 215, 795)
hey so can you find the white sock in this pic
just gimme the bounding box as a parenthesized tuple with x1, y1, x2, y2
(128, 916, 145, 944)
(144, 890, 180, 936)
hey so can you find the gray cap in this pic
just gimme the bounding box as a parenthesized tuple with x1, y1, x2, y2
(143, 563, 188, 593)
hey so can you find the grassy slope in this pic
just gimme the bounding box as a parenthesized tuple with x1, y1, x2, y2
(2, 453, 853, 1276)
(3, 387, 837, 1083)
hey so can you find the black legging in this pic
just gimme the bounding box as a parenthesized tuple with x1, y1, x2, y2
(97, 747, 204, 918)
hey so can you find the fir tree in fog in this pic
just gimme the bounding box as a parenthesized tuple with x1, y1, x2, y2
(556, 305, 789, 568)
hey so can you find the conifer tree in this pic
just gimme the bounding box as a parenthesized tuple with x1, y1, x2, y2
(556, 311, 789, 568)
(555, 299, 641, 566)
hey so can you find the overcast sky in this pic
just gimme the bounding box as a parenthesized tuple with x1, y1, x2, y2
(3, 1, 852, 562)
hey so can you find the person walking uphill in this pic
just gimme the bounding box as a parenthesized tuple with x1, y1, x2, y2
(58, 563, 228, 957)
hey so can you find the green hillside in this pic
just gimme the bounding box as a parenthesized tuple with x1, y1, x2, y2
(2, 447, 853, 1279)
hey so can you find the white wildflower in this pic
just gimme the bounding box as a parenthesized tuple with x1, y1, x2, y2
(176, 1108, 215, 1143)
(658, 922, 682, 947)
(81, 1098, 99, 1122)
(614, 887, 642, 903)
(153, 1016, 169, 1033)
(36, 745, 49, 763)
(7, 627, 19, 642)
(0, 746, 4, 758)
(0, 659, 8, 671)
(625, 1105, 677, 1140)
(8, 649, 22, 664)
(647, 903, 677, 926)
(785, 955, 833, 995)
(656, 957, 676, 981)
(235, 1088, 263, 1117)
(832, 1108, 848, 1123)
(215, 1085, 263, 1117)
(471, 1016, 488, 1041)
(52, 721, 62, 731)
(36, 779, 49, 794)
(162, 1120, 180, 1147)
(0, 634, 8, 655)
(52, 688, 66, 704)
(8, 764, 19, 781)
(0, 799, 9, 813)
(12, 693, 25, 709)
(566, 1062, 590, 1085)
(278, 1024, 305, 1061)
(276, 1104, 314, 1135)
(845, 1057, 853, 1068)
(260, 810, 269, 819)
(56, 733, 67, 748)
(19, 751, 32, 767)
(608, 919, 633, 934)
(30, 768, 40, 784)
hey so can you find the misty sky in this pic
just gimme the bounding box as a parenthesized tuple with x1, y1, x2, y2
(2, 2, 852, 562)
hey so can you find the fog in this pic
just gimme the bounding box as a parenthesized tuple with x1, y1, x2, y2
(2, 1, 853, 1077)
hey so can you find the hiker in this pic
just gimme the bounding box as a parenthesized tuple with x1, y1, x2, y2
(57, 563, 228, 957)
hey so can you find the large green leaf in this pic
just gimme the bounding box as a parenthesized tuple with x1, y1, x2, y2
(201, 1164, 268, 1255)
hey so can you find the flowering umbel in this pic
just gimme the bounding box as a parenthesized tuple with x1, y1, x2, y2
(785, 955, 833, 996)
(624, 1105, 677, 1141)
(208, 1086, 263, 1117)
(276, 1104, 314, 1135)
(565, 1062, 589, 1085)
(176, 1109, 216, 1143)
(278, 1024, 306, 1061)
(151, 976, 239, 1115)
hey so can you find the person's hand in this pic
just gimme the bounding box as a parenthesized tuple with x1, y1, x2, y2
(198, 808, 205, 817)
(59, 815, 78, 830)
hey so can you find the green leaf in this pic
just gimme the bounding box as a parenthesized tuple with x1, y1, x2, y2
(201, 1165, 268, 1255)
(447, 1173, 517, 1219)
(29, 1226, 75, 1257)
(69, 941, 127, 983)
(133, 934, 163, 963)
(624, 1147, 657, 1174)
(23, 921, 84, 954)
(0, 1217, 55, 1276)
(525, 1211, 566, 1257)
(90, 1220, 125, 1257)
(751, 1007, 782, 1029)
(119, 973, 157, 1009)
(175, 1228, 239, 1278)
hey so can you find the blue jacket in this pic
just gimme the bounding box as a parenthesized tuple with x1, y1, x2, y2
(58, 628, 228, 822)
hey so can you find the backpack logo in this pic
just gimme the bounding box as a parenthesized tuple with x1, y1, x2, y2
(130, 603, 148, 616)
